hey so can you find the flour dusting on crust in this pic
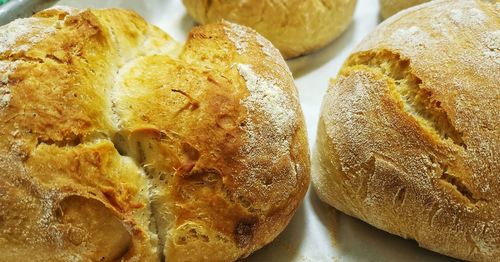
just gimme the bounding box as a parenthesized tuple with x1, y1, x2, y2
(0, 88, 11, 109)
(224, 22, 249, 54)
(224, 21, 290, 71)
(0, 18, 56, 54)
(237, 64, 296, 164)
(483, 30, 500, 64)
(0, 61, 20, 109)
(319, 1, 500, 260)
(449, 7, 486, 26)
(391, 26, 434, 50)
(254, 33, 289, 70)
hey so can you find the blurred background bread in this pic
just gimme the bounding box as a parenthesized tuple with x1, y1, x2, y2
(182, 0, 357, 59)
(313, 0, 499, 261)
(0, 6, 310, 261)
(379, 0, 430, 19)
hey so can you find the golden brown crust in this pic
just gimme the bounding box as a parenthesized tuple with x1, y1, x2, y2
(0, 6, 309, 262)
(182, 0, 357, 59)
(313, 0, 499, 261)
(113, 21, 310, 261)
(379, 0, 430, 19)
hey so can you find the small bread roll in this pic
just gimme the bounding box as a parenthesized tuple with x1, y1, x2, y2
(314, 0, 499, 261)
(182, 0, 357, 59)
(0, 6, 310, 261)
(379, 0, 430, 19)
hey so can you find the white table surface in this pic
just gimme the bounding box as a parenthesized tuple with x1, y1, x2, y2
(56, 0, 460, 261)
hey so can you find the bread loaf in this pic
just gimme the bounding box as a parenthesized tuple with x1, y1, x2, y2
(313, 0, 499, 261)
(379, 0, 430, 19)
(0, 6, 310, 261)
(182, 0, 357, 59)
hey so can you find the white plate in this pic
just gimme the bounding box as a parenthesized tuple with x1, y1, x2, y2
(56, 0, 459, 261)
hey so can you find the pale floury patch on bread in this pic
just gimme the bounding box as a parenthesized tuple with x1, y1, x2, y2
(0, 6, 310, 262)
(314, 0, 499, 261)
(223, 22, 290, 71)
(182, 0, 357, 59)
(0, 18, 57, 54)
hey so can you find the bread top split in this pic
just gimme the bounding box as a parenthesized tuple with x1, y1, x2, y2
(314, 0, 499, 261)
(0, 6, 310, 262)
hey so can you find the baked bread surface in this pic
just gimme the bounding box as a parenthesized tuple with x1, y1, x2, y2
(313, 0, 499, 261)
(182, 0, 357, 59)
(379, 0, 430, 19)
(0, 6, 310, 262)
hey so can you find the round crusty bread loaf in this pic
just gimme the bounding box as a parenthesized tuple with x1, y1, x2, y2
(182, 0, 357, 59)
(313, 0, 499, 261)
(0, 6, 310, 262)
(379, 0, 430, 19)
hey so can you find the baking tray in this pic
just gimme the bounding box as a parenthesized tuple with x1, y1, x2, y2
(7, 0, 460, 261)
(0, 0, 59, 25)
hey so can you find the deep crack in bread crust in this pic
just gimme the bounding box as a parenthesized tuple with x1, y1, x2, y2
(313, 0, 499, 261)
(0, 6, 310, 262)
